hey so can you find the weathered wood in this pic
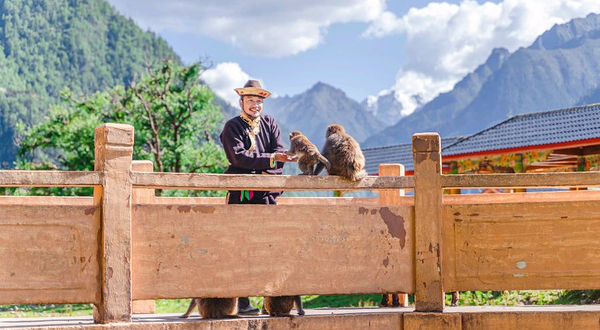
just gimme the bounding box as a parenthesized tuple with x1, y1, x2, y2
(0, 170, 101, 187)
(132, 161, 155, 204)
(404, 313, 461, 330)
(412, 133, 445, 312)
(0, 196, 94, 205)
(379, 164, 406, 204)
(148, 196, 383, 206)
(0, 205, 100, 305)
(131, 161, 155, 314)
(93, 124, 134, 323)
(0, 311, 405, 329)
(462, 308, 600, 330)
(131, 204, 414, 300)
(130, 172, 414, 191)
(379, 164, 409, 308)
(443, 190, 600, 205)
(443, 200, 600, 291)
(442, 172, 600, 189)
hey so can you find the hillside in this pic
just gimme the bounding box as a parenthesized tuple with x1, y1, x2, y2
(363, 13, 600, 147)
(363, 47, 510, 147)
(0, 0, 180, 166)
(264, 82, 383, 149)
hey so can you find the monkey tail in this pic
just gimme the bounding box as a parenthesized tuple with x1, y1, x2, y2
(318, 154, 331, 172)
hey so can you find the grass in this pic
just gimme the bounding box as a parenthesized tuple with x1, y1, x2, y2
(2, 290, 598, 318)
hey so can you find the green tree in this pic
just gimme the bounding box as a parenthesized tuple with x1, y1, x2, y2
(16, 60, 228, 196)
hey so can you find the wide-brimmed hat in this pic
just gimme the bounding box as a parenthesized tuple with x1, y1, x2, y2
(234, 80, 271, 98)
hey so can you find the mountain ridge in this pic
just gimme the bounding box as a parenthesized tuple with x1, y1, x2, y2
(363, 12, 600, 148)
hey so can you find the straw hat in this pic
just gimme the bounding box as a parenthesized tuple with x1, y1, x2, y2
(234, 80, 271, 98)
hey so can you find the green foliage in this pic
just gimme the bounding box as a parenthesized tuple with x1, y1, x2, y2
(0, 0, 180, 165)
(447, 290, 563, 306)
(16, 60, 228, 196)
(0, 303, 93, 317)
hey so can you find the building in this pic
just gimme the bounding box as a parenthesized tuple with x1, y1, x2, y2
(364, 103, 600, 176)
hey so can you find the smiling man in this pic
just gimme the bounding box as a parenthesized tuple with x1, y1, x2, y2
(218, 79, 296, 314)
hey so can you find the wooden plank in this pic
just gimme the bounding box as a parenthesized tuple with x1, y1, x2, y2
(443, 190, 600, 205)
(93, 124, 134, 323)
(131, 161, 156, 314)
(442, 172, 600, 189)
(443, 200, 600, 291)
(149, 196, 384, 206)
(404, 313, 461, 330)
(131, 204, 414, 300)
(379, 164, 409, 308)
(462, 309, 600, 330)
(131, 172, 415, 191)
(0, 196, 94, 205)
(0, 170, 102, 187)
(0, 205, 100, 305)
(412, 133, 445, 312)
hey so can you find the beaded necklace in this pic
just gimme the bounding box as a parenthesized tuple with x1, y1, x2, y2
(239, 111, 261, 153)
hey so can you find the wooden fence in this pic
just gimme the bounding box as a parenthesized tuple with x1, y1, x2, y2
(0, 124, 599, 324)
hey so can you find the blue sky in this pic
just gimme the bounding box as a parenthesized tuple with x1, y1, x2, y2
(106, 0, 599, 116)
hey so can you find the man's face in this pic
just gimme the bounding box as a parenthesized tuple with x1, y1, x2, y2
(240, 96, 264, 118)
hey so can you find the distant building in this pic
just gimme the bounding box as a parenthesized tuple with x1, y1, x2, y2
(364, 103, 600, 176)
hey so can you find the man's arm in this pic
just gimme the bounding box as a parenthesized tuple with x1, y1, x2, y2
(220, 120, 273, 170)
(264, 116, 287, 175)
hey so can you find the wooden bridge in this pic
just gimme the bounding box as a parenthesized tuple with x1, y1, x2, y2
(1, 124, 599, 329)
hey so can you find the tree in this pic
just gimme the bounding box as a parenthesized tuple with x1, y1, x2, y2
(16, 60, 228, 196)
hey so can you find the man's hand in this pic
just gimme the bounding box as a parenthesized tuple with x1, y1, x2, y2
(274, 152, 297, 162)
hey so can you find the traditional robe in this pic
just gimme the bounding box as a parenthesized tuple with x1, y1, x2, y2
(219, 114, 286, 204)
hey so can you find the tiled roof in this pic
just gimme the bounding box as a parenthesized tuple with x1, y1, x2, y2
(442, 103, 600, 157)
(363, 137, 462, 174)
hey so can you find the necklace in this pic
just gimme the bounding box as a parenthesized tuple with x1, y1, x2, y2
(239, 111, 261, 153)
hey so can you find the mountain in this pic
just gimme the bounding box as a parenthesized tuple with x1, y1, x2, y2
(363, 13, 600, 148)
(0, 0, 182, 166)
(361, 91, 404, 123)
(363, 47, 510, 147)
(263, 82, 383, 149)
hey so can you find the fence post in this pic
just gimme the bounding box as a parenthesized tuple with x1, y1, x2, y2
(378, 164, 409, 307)
(412, 133, 444, 312)
(93, 124, 134, 323)
(131, 160, 155, 314)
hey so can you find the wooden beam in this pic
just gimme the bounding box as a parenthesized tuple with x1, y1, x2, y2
(441, 172, 600, 189)
(412, 133, 445, 312)
(93, 124, 134, 323)
(131, 161, 155, 315)
(130, 172, 415, 191)
(0, 171, 102, 187)
(443, 200, 600, 292)
(132, 204, 415, 299)
(0, 204, 100, 305)
(379, 164, 409, 308)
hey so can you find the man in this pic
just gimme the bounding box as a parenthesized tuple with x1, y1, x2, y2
(219, 80, 295, 314)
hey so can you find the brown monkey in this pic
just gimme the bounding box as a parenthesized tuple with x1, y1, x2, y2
(179, 298, 237, 319)
(286, 131, 331, 175)
(314, 124, 367, 181)
(264, 296, 305, 317)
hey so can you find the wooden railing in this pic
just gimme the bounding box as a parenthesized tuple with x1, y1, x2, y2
(0, 124, 599, 324)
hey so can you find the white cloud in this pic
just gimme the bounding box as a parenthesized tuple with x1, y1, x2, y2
(107, 0, 386, 57)
(364, 0, 600, 116)
(202, 62, 250, 106)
